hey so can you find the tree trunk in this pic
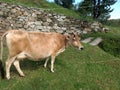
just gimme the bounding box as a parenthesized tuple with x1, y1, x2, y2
(93, 0, 96, 19)
(96, 0, 101, 18)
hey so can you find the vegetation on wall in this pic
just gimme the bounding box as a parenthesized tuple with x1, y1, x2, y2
(54, 0, 74, 9)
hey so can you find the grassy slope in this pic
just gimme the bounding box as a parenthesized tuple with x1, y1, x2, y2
(0, 0, 120, 90)
(0, 45, 120, 90)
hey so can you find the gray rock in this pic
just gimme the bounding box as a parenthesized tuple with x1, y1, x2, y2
(0, 11, 4, 16)
(11, 8, 17, 13)
(81, 37, 94, 43)
(89, 37, 103, 46)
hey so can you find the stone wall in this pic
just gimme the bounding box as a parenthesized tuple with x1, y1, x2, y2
(0, 2, 104, 36)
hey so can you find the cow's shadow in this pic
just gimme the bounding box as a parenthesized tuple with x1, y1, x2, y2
(11, 58, 51, 76)
(21, 59, 46, 70)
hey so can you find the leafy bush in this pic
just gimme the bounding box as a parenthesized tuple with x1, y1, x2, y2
(99, 37, 120, 58)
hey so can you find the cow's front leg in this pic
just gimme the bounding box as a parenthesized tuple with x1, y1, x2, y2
(13, 60, 25, 77)
(51, 55, 56, 72)
(44, 58, 49, 68)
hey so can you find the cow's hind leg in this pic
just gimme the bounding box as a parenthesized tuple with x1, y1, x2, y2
(13, 60, 25, 77)
(6, 56, 16, 80)
(44, 58, 49, 68)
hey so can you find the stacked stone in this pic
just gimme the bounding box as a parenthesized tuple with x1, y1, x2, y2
(0, 2, 105, 37)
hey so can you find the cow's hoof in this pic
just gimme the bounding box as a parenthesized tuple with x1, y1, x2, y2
(20, 73, 25, 77)
(51, 70, 54, 73)
(44, 65, 47, 68)
(6, 76, 10, 80)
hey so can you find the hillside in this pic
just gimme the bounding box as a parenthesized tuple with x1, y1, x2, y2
(0, 45, 120, 90)
(0, 0, 120, 90)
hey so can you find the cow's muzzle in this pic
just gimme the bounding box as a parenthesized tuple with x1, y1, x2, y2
(79, 46, 84, 51)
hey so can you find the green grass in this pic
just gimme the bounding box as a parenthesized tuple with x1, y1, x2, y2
(0, 0, 120, 89)
(0, 45, 120, 90)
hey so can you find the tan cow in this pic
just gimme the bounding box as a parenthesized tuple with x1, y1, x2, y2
(0, 30, 83, 79)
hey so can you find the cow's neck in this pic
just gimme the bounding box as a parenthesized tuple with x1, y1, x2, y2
(65, 39, 72, 48)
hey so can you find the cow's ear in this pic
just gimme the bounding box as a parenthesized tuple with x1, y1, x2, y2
(66, 35, 70, 40)
(73, 32, 79, 37)
(68, 32, 74, 37)
(75, 32, 78, 35)
(71, 33, 75, 40)
(74, 32, 80, 38)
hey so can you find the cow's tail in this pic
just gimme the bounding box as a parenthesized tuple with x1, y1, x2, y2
(0, 31, 8, 79)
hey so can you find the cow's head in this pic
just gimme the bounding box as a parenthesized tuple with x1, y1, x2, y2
(66, 32, 84, 50)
